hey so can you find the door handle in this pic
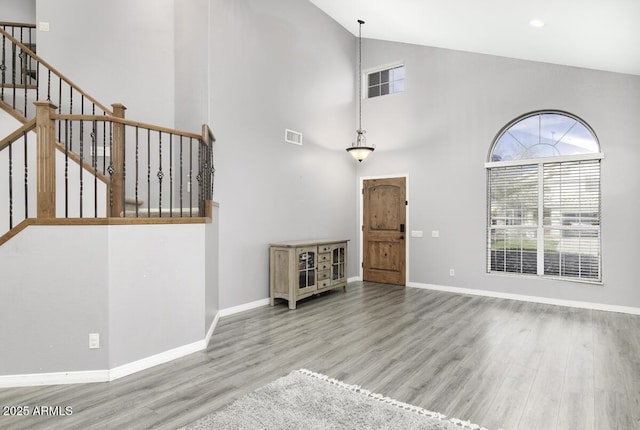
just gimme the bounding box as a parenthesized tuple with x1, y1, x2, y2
(400, 236, 404, 240)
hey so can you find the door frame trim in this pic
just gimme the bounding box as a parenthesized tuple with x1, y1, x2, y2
(358, 173, 410, 284)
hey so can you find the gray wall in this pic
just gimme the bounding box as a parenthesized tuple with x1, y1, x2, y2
(0, 226, 109, 375)
(0, 0, 36, 23)
(0, 223, 211, 376)
(210, 0, 359, 308)
(175, 0, 209, 132)
(36, 0, 176, 126)
(356, 39, 640, 308)
(107, 224, 206, 367)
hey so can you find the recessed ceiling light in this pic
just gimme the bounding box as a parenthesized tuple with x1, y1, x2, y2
(529, 19, 545, 28)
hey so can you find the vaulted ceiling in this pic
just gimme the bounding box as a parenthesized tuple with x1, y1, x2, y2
(310, 0, 640, 76)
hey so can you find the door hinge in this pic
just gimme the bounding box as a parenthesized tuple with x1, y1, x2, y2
(362, 188, 364, 194)
(362, 225, 364, 231)
(361, 262, 363, 268)
(406, 200, 408, 206)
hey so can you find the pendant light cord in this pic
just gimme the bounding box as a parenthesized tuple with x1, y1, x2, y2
(357, 19, 365, 141)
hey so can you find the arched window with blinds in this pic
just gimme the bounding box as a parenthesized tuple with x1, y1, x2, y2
(486, 110, 603, 282)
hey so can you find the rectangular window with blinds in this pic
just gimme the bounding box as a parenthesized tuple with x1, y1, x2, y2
(487, 159, 601, 282)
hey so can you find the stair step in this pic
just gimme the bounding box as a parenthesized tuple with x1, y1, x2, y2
(124, 196, 144, 207)
(121, 208, 200, 218)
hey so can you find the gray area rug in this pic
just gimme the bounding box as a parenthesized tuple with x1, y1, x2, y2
(181, 369, 488, 429)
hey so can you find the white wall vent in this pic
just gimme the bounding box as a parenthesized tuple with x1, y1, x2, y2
(285, 129, 303, 145)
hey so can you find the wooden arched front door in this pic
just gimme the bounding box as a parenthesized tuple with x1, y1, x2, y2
(362, 177, 406, 285)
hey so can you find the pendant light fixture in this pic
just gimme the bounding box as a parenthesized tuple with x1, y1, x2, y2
(346, 19, 375, 162)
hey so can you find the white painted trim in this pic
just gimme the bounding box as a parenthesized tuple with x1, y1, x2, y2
(205, 311, 220, 346)
(407, 281, 640, 315)
(347, 276, 362, 283)
(0, 338, 212, 388)
(219, 298, 270, 317)
(0, 370, 109, 388)
(359, 174, 410, 284)
(109, 339, 206, 381)
(484, 152, 604, 168)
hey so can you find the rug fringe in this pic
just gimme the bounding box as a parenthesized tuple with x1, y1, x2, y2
(296, 369, 489, 430)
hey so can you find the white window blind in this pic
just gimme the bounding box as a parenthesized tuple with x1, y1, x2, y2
(543, 160, 601, 280)
(488, 165, 539, 275)
(487, 160, 601, 282)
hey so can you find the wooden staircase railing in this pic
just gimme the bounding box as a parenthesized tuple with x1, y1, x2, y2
(0, 23, 112, 121)
(0, 119, 36, 232)
(0, 23, 216, 245)
(52, 107, 215, 219)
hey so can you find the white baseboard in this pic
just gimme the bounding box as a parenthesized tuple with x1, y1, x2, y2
(348, 276, 362, 283)
(407, 282, 640, 315)
(205, 311, 220, 346)
(0, 370, 109, 388)
(0, 328, 218, 388)
(108, 339, 207, 381)
(219, 298, 270, 317)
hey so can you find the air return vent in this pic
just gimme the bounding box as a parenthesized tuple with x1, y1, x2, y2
(285, 129, 303, 145)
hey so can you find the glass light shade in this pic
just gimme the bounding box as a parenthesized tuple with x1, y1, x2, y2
(346, 146, 374, 162)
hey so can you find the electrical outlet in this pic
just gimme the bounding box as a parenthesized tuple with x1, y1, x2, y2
(432, 230, 440, 238)
(39, 22, 50, 32)
(449, 269, 455, 277)
(89, 333, 100, 349)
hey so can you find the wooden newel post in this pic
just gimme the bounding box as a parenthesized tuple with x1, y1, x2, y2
(35, 101, 58, 218)
(110, 103, 127, 217)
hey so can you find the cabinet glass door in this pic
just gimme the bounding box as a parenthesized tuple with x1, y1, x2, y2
(331, 245, 346, 282)
(297, 248, 316, 290)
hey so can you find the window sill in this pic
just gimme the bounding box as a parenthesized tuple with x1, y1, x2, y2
(486, 271, 603, 286)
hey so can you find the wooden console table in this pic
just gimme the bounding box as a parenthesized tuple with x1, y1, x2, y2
(269, 239, 348, 309)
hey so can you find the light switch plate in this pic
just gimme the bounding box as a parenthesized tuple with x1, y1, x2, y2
(89, 333, 100, 349)
(411, 230, 423, 238)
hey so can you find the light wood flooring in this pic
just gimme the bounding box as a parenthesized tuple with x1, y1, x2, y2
(1, 282, 639, 430)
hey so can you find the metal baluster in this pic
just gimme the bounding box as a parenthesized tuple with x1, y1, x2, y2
(47, 69, 51, 101)
(169, 133, 173, 217)
(57, 78, 62, 143)
(27, 27, 32, 89)
(19, 28, 23, 87)
(102, 119, 106, 175)
(11, 41, 16, 110)
(158, 131, 163, 217)
(64, 119, 69, 217)
(1, 33, 5, 101)
(107, 122, 114, 214)
(35, 60, 39, 101)
(23, 131, 28, 218)
(121, 124, 126, 218)
(179, 136, 183, 217)
(8, 140, 13, 229)
(69, 86, 73, 151)
(189, 138, 193, 217)
(79, 119, 84, 218)
(20, 46, 26, 115)
(209, 140, 215, 200)
(197, 143, 203, 216)
(135, 126, 139, 218)
(91, 119, 97, 217)
(147, 129, 151, 217)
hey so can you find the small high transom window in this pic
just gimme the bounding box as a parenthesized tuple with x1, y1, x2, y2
(367, 65, 405, 98)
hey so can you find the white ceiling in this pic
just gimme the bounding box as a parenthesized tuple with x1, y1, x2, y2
(310, 0, 640, 76)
